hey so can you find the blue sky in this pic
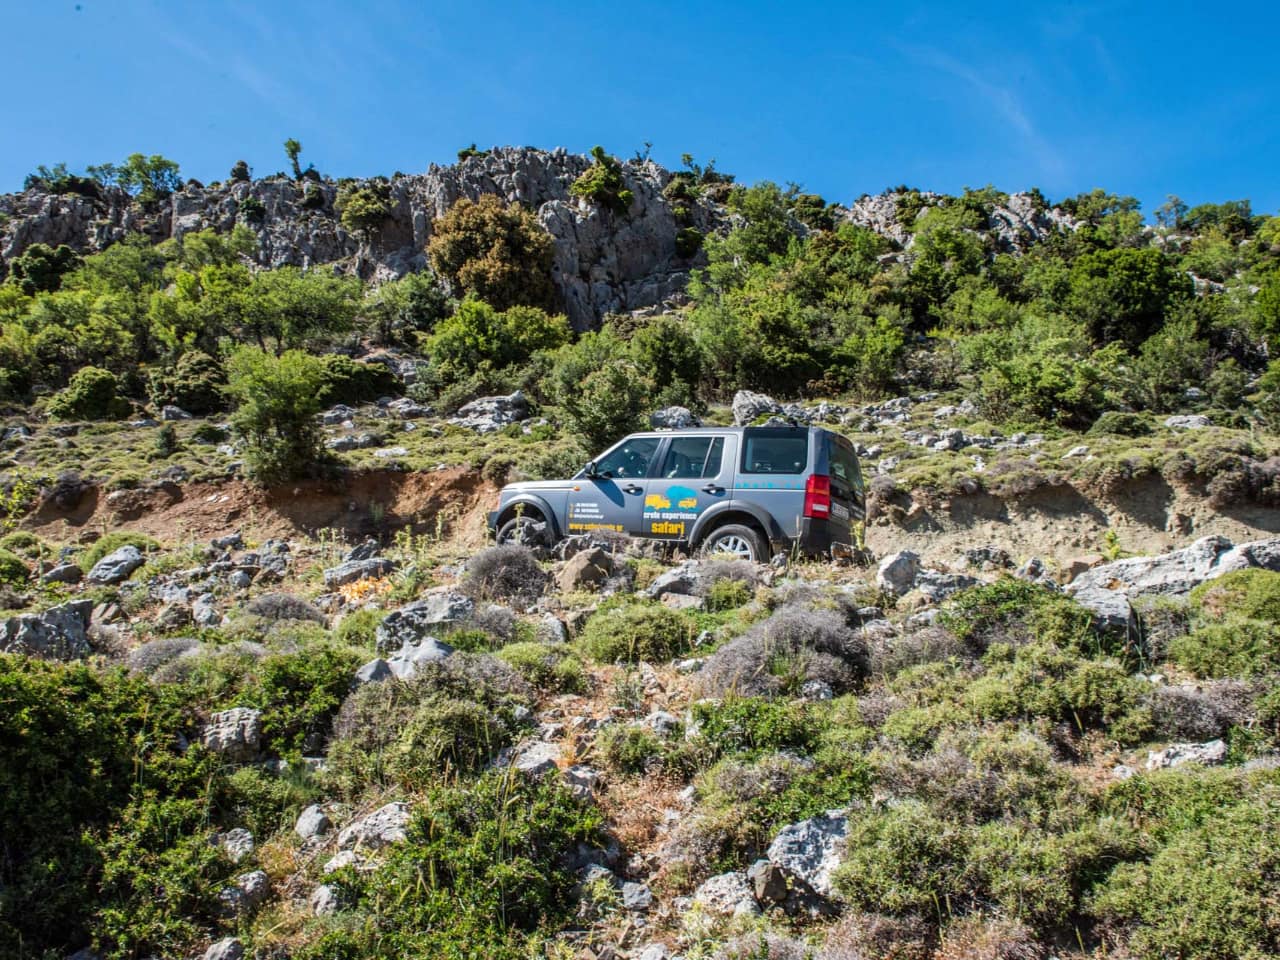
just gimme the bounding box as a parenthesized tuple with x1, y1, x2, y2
(6, 1, 1278, 217)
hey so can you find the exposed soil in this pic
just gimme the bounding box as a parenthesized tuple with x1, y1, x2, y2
(25, 467, 499, 548)
(868, 472, 1280, 569)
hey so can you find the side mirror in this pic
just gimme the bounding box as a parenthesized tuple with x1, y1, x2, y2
(584, 461, 598, 478)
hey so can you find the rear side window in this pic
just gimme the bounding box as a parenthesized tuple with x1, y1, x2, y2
(660, 436, 725, 478)
(828, 437, 863, 490)
(742, 432, 808, 474)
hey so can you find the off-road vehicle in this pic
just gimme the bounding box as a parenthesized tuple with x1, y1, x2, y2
(488, 425, 865, 562)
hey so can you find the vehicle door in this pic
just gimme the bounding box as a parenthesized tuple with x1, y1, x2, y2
(735, 428, 810, 538)
(566, 436, 661, 536)
(643, 434, 734, 541)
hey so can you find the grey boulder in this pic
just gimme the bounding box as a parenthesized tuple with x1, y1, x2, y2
(692, 870, 759, 916)
(323, 557, 397, 589)
(766, 809, 849, 898)
(0, 599, 94, 660)
(337, 802, 413, 851)
(1146, 739, 1228, 771)
(732, 390, 782, 426)
(202, 939, 245, 960)
(876, 551, 921, 597)
(295, 804, 332, 840)
(40, 563, 82, 585)
(202, 708, 263, 763)
(375, 591, 474, 652)
(86, 545, 146, 584)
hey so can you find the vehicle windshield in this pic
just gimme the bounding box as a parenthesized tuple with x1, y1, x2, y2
(591, 437, 661, 479)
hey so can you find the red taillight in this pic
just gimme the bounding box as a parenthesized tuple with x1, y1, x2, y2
(804, 474, 831, 519)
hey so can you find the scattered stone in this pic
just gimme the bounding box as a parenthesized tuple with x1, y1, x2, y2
(219, 828, 254, 863)
(0, 599, 94, 660)
(86, 545, 145, 585)
(692, 871, 759, 916)
(295, 804, 332, 840)
(323, 557, 397, 589)
(1064, 444, 1090, 458)
(193, 594, 221, 627)
(512, 741, 560, 778)
(563, 764, 601, 799)
(448, 391, 528, 432)
(160, 404, 192, 421)
(661, 593, 705, 611)
(748, 858, 789, 905)
(373, 446, 409, 458)
(41, 563, 82, 585)
(1165, 414, 1211, 430)
(321, 404, 357, 425)
(876, 551, 921, 596)
(557, 547, 614, 593)
(212, 532, 245, 551)
(913, 570, 981, 602)
(387, 397, 431, 419)
(622, 881, 654, 912)
(537, 613, 568, 644)
(732, 390, 783, 426)
(376, 591, 474, 651)
(766, 810, 849, 898)
(202, 708, 263, 763)
(322, 850, 370, 874)
(310, 883, 344, 916)
(1146, 739, 1228, 771)
(202, 938, 245, 960)
(635, 946, 670, 960)
(646, 562, 698, 599)
(337, 802, 412, 851)
(326, 433, 380, 451)
(650, 406, 700, 429)
(353, 657, 394, 686)
(964, 545, 1013, 570)
(384, 637, 455, 680)
(218, 869, 270, 916)
(228, 569, 253, 591)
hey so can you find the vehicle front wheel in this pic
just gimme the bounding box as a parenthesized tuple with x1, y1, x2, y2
(496, 515, 549, 548)
(700, 524, 767, 563)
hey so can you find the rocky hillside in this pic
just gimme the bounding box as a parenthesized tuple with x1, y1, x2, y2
(0, 148, 1085, 330)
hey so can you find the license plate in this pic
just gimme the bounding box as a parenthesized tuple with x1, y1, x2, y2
(832, 502, 850, 521)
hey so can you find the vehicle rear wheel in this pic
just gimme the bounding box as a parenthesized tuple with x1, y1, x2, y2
(496, 515, 548, 548)
(700, 524, 767, 563)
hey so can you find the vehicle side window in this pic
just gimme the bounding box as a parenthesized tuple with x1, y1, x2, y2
(742, 434, 808, 474)
(595, 437, 661, 479)
(660, 436, 724, 479)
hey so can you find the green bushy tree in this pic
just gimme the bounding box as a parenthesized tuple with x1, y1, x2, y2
(427, 195, 556, 311)
(225, 346, 329, 484)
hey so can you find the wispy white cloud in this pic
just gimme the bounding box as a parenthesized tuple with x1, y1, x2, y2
(898, 43, 1067, 180)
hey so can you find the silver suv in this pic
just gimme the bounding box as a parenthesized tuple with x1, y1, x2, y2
(488, 425, 865, 562)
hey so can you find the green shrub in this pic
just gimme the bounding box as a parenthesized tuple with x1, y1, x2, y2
(569, 146, 634, 214)
(335, 607, 386, 649)
(1169, 620, 1280, 678)
(0, 547, 30, 585)
(0, 660, 224, 957)
(217, 765, 321, 842)
(301, 772, 603, 959)
(316, 353, 400, 405)
(46, 366, 131, 420)
(689, 697, 815, 755)
(1089, 411, 1151, 437)
(0, 531, 47, 561)
(1190, 568, 1280, 624)
(705, 578, 752, 612)
(595, 724, 664, 775)
(495, 642, 587, 693)
(77, 532, 160, 573)
(548, 329, 653, 449)
(147, 350, 226, 414)
(1091, 784, 1280, 960)
(834, 800, 971, 916)
(675, 226, 703, 258)
(577, 602, 690, 663)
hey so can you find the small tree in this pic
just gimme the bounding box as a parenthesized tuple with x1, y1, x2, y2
(284, 139, 303, 180)
(549, 329, 652, 448)
(225, 347, 328, 484)
(229, 160, 252, 182)
(116, 154, 182, 205)
(569, 146, 634, 215)
(336, 181, 393, 240)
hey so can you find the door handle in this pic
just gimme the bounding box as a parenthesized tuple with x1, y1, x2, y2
(623, 484, 644, 495)
(701, 484, 723, 493)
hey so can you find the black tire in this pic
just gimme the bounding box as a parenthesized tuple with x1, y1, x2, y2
(496, 515, 549, 548)
(699, 523, 767, 563)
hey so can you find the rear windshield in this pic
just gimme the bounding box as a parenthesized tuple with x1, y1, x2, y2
(741, 430, 808, 474)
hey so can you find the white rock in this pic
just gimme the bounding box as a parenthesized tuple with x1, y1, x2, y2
(336, 802, 412, 850)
